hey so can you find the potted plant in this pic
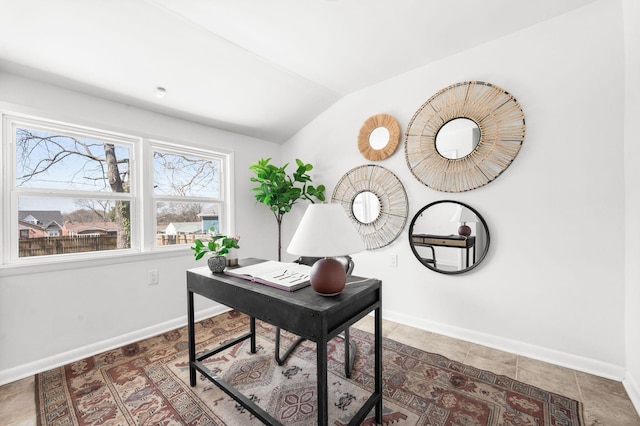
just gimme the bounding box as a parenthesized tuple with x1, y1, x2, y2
(249, 158, 325, 261)
(191, 228, 240, 273)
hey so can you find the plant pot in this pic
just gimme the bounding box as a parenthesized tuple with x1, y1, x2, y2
(208, 256, 226, 273)
(226, 248, 238, 266)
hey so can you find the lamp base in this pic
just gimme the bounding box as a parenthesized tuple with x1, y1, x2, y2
(310, 258, 347, 296)
(458, 224, 471, 236)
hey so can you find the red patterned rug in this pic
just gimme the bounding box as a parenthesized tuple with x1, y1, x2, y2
(36, 310, 583, 425)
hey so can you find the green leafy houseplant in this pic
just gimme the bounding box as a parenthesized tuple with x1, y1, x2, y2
(250, 158, 325, 260)
(191, 229, 240, 261)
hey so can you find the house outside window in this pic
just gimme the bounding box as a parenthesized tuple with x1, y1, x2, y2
(199, 208, 220, 236)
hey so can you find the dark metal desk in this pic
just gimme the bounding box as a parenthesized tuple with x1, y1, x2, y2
(187, 258, 383, 426)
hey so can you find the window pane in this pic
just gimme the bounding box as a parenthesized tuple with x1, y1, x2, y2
(15, 128, 131, 192)
(153, 151, 220, 198)
(155, 201, 221, 246)
(18, 197, 130, 257)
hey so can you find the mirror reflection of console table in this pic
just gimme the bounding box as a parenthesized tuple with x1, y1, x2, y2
(412, 234, 476, 268)
(408, 200, 490, 275)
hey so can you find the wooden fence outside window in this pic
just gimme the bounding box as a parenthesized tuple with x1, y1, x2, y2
(18, 234, 209, 257)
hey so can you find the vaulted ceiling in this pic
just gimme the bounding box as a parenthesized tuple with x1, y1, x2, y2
(0, 0, 598, 143)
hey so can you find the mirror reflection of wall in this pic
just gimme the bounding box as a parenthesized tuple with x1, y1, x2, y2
(352, 191, 381, 224)
(369, 127, 390, 150)
(408, 200, 490, 274)
(435, 118, 480, 159)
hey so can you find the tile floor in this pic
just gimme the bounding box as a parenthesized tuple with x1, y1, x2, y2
(1, 318, 639, 425)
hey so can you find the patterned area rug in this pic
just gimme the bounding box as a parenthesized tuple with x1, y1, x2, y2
(36, 310, 583, 425)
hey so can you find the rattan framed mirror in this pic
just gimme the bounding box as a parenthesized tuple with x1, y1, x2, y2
(332, 165, 408, 249)
(405, 81, 525, 192)
(358, 114, 401, 161)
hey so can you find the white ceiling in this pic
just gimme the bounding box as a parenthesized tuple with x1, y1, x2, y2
(0, 0, 598, 143)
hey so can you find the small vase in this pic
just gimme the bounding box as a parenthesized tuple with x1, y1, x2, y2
(208, 256, 226, 273)
(226, 248, 238, 266)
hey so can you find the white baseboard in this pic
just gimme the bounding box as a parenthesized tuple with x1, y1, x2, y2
(384, 309, 626, 381)
(4, 304, 634, 404)
(0, 305, 230, 386)
(624, 374, 640, 416)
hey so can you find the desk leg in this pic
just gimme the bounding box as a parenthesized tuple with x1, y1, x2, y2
(187, 290, 196, 387)
(250, 316, 256, 354)
(344, 328, 351, 378)
(317, 337, 328, 425)
(375, 305, 382, 423)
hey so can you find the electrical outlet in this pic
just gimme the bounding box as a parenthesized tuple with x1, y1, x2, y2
(148, 269, 159, 285)
(389, 254, 398, 267)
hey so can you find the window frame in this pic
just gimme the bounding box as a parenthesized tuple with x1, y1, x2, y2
(146, 139, 233, 252)
(1, 112, 234, 270)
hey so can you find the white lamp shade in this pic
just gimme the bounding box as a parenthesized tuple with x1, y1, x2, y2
(450, 205, 478, 223)
(287, 203, 366, 257)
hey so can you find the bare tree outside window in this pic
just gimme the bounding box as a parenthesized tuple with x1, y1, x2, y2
(152, 149, 224, 246)
(153, 151, 219, 198)
(16, 129, 130, 192)
(16, 128, 132, 250)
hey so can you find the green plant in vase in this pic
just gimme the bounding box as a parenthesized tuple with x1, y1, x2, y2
(191, 228, 240, 273)
(249, 158, 325, 261)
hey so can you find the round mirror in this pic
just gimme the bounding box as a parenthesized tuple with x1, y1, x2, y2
(369, 127, 390, 149)
(435, 118, 480, 159)
(352, 191, 381, 224)
(408, 200, 490, 274)
(332, 165, 408, 250)
(405, 81, 526, 192)
(358, 114, 401, 161)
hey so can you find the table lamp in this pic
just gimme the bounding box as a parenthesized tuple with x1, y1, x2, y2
(287, 203, 366, 296)
(450, 205, 477, 236)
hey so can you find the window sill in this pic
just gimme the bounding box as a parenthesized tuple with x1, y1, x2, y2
(0, 247, 193, 278)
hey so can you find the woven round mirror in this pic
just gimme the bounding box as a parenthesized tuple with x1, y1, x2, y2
(358, 114, 401, 161)
(332, 165, 408, 250)
(405, 81, 525, 192)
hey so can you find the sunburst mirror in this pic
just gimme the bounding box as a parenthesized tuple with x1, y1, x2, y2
(332, 165, 408, 249)
(358, 114, 401, 161)
(405, 81, 526, 192)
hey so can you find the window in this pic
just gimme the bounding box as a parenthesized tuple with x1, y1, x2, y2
(151, 142, 227, 248)
(1, 113, 231, 265)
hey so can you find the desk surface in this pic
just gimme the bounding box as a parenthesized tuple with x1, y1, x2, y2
(187, 258, 381, 341)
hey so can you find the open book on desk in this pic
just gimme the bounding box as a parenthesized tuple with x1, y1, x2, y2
(224, 260, 312, 291)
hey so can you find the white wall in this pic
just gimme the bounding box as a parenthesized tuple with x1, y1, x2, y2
(623, 0, 640, 412)
(284, 0, 627, 379)
(0, 73, 280, 383)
